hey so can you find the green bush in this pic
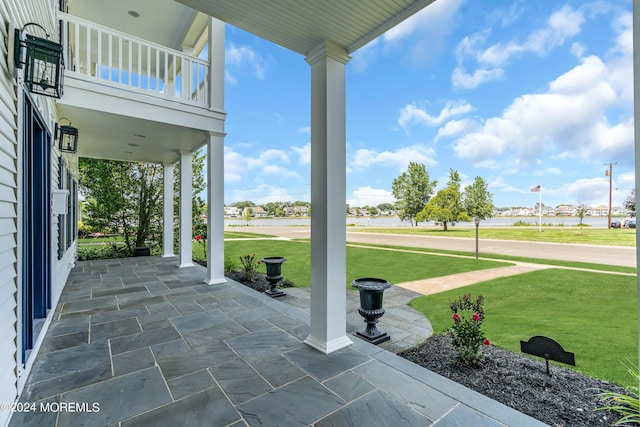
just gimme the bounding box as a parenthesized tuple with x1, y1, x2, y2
(77, 244, 131, 260)
(224, 255, 238, 272)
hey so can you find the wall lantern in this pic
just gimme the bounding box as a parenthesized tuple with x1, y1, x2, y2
(55, 119, 78, 153)
(14, 23, 64, 98)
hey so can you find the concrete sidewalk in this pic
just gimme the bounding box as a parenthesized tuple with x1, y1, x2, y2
(394, 262, 549, 295)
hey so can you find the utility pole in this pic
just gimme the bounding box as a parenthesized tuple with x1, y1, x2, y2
(604, 162, 617, 228)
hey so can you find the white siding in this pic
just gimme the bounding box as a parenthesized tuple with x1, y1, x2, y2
(0, 1, 67, 426)
(0, 5, 19, 425)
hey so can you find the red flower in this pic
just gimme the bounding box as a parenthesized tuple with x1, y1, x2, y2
(195, 235, 202, 241)
(452, 313, 461, 322)
(483, 339, 491, 346)
(472, 313, 481, 321)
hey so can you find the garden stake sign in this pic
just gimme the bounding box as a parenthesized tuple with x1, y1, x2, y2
(520, 335, 575, 376)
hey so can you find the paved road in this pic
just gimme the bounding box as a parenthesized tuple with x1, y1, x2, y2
(228, 226, 637, 268)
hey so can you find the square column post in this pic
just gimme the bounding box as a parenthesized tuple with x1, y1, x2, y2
(304, 41, 352, 354)
(632, 0, 640, 369)
(208, 17, 225, 111)
(162, 163, 175, 257)
(179, 151, 194, 268)
(206, 132, 227, 284)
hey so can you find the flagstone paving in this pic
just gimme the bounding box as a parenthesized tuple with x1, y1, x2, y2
(9, 257, 546, 427)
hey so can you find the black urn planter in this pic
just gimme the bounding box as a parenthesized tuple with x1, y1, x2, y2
(261, 257, 287, 298)
(351, 277, 392, 345)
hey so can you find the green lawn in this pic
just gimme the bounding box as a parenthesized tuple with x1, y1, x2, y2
(222, 239, 511, 289)
(409, 269, 638, 387)
(197, 234, 639, 386)
(349, 226, 637, 247)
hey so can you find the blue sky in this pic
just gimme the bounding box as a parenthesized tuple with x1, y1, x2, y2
(220, 0, 633, 209)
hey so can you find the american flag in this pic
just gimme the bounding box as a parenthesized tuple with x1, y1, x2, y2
(530, 185, 541, 192)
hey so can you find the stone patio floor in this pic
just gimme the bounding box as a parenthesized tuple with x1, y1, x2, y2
(10, 256, 546, 426)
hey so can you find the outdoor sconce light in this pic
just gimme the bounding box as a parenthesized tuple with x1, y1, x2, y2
(14, 23, 64, 98)
(55, 119, 78, 153)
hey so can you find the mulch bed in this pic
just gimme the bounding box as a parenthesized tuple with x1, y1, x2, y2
(398, 335, 628, 426)
(224, 270, 294, 293)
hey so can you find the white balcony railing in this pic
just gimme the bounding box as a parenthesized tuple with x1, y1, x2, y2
(58, 12, 209, 107)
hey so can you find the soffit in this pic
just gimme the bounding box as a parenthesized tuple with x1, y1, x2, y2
(66, 0, 206, 52)
(174, 0, 437, 56)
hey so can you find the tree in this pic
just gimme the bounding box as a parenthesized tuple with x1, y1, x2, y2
(391, 162, 437, 226)
(624, 189, 636, 217)
(417, 169, 468, 231)
(80, 159, 163, 254)
(576, 204, 588, 234)
(81, 151, 207, 256)
(463, 176, 494, 222)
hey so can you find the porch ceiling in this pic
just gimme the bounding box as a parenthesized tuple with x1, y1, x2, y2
(57, 105, 210, 164)
(174, 0, 438, 56)
(66, 0, 209, 52)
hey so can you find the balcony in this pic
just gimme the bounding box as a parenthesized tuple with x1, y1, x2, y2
(59, 11, 210, 108)
(9, 257, 543, 426)
(55, 12, 224, 165)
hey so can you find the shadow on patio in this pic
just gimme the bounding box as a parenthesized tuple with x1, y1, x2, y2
(10, 257, 545, 426)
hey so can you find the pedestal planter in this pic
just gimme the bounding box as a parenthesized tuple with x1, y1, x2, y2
(261, 257, 287, 298)
(351, 277, 392, 344)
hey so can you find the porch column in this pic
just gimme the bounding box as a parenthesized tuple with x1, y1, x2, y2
(206, 132, 226, 284)
(633, 0, 640, 369)
(178, 151, 194, 268)
(304, 41, 352, 354)
(162, 163, 175, 257)
(208, 17, 225, 111)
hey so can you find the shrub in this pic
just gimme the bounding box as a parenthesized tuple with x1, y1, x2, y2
(224, 255, 239, 272)
(597, 363, 640, 425)
(77, 244, 131, 260)
(239, 253, 261, 282)
(448, 293, 490, 366)
(512, 220, 533, 226)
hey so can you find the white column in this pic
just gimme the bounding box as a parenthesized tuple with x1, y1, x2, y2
(632, 0, 640, 370)
(178, 151, 194, 268)
(206, 132, 226, 284)
(304, 41, 352, 354)
(208, 17, 225, 111)
(162, 163, 175, 257)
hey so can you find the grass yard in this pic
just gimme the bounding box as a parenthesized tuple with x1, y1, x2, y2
(222, 239, 511, 289)
(349, 226, 636, 247)
(409, 269, 638, 387)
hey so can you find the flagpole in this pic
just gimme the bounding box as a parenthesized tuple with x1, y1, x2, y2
(539, 185, 542, 232)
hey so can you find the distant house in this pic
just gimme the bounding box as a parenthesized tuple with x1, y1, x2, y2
(555, 205, 576, 216)
(294, 206, 309, 216)
(243, 206, 267, 217)
(591, 205, 609, 216)
(224, 206, 240, 217)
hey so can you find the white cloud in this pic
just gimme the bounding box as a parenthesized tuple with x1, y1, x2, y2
(352, 0, 463, 70)
(398, 101, 473, 131)
(347, 186, 395, 207)
(384, 0, 463, 43)
(451, 66, 504, 90)
(231, 185, 295, 205)
(246, 149, 289, 169)
(224, 147, 246, 183)
(453, 51, 629, 169)
(263, 165, 300, 178)
(350, 145, 436, 172)
(435, 119, 476, 141)
(226, 43, 267, 81)
(452, 5, 585, 89)
(291, 143, 311, 165)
